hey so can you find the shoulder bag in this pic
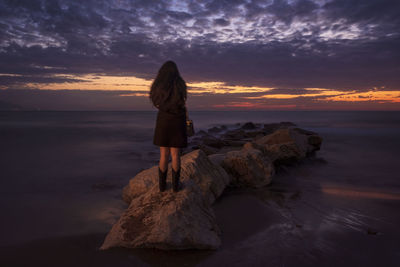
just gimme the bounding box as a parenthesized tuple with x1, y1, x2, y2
(185, 105, 195, 137)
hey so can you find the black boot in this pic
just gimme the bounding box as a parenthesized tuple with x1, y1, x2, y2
(158, 167, 167, 192)
(172, 167, 181, 192)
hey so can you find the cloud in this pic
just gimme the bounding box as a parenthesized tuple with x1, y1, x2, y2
(213, 18, 230, 27)
(0, 0, 399, 110)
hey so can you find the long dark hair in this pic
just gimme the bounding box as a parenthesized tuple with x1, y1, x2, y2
(149, 60, 187, 110)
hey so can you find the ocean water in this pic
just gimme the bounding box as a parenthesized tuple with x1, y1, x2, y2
(0, 110, 399, 266)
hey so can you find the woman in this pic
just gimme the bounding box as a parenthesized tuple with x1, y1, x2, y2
(149, 60, 188, 193)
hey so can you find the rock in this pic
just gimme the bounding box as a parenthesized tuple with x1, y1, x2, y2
(122, 149, 231, 207)
(201, 135, 226, 149)
(253, 128, 322, 165)
(292, 127, 317, 135)
(100, 179, 222, 250)
(240, 122, 257, 130)
(263, 122, 296, 134)
(243, 130, 266, 138)
(255, 128, 295, 146)
(280, 121, 297, 127)
(208, 153, 226, 167)
(292, 128, 323, 151)
(264, 143, 304, 165)
(198, 144, 219, 155)
(221, 139, 248, 147)
(308, 135, 322, 150)
(207, 126, 223, 134)
(243, 140, 298, 165)
(221, 129, 246, 140)
(221, 148, 274, 188)
(217, 146, 242, 154)
(254, 133, 265, 141)
(101, 149, 232, 251)
(243, 141, 267, 153)
(188, 136, 204, 146)
(196, 130, 208, 136)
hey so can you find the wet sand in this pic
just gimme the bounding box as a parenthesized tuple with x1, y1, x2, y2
(1, 112, 400, 266)
(1, 156, 399, 267)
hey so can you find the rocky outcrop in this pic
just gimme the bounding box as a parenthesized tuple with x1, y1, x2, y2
(122, 149, 231, 206)
(221, 148, 274, 188)
(100, 149, 231, 250)
(253, 128, 322, 165)
(100, 178, 221, 250)
(206, 126, 322, 188)
(100, 121, 323, 251)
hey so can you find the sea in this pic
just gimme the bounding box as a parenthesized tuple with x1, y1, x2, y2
(0, 110, 399, 266)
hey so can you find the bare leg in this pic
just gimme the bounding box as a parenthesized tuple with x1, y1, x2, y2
(170, 147, 181, 172)
(159, 146, 170, 172)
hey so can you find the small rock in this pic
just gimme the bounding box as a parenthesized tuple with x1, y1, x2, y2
(240, 122, 257, 130)
(196, 130, 208, 136)
(207, 126, 223, 134)
(244, 130, 266, 138)
(367, 228, 378, 235)
(222, 129, 246, 140)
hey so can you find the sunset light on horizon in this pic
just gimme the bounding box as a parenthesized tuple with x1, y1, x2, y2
(3, 72, 399, 110)
(0, 0, 399, 110)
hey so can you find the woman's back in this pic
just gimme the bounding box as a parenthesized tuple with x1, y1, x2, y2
(150, 61, 187, 115)
(151, 61, 188, 192)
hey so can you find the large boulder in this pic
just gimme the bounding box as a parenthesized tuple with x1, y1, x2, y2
(201, 135, 227, 149)
(263, 122, 296, 134)
(220, 148, 275, 188)
(221, 129, 247, 140)
(198, 144, 219, 156)
(100, 178, 221, 250)
(122, 149, 231, 207)
(253, 128, 323, 165)
(292, 127, 323, 151)
(101, 149, 231, 251)
(240, 122, 257, 130)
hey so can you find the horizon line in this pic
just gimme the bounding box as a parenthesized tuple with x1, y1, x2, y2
(1, 109, 400, 112)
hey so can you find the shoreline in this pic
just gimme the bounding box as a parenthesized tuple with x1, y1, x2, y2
(2, 171, 399, 267)
(1, 115, 399, 266)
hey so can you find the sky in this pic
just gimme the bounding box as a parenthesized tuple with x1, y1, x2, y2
(0, 0, 399, 111)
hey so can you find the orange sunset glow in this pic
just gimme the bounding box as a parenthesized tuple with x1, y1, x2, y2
(1, 0, 400, 111)
(10, 73, 399, 110)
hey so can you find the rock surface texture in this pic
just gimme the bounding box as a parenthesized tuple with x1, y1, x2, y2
(100, 121, 323, 251)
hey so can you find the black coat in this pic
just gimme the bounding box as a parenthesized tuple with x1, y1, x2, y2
(153, 102, 187, 148)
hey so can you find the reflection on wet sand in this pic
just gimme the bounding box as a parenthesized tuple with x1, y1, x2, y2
(321, 185, 400, 200)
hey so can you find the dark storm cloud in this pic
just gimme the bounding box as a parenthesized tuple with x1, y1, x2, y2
(213, 18, 230, 27)
(265, 0, 318, 24)
(0, 74, 84, 87)
(323, 0, 400, 24)
(0, 0, 399, 92)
